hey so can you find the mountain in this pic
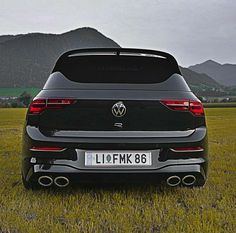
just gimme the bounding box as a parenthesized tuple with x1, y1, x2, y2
(0, 35, 22, 43)
(0, 27, 120, 87)
(180, 67, 221, 88)
(188, 60, 236, 86)
(0, 27, 228, 97)
(180, 67, 226, 97)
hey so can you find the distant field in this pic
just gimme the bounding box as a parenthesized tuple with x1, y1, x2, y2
(0, 87, 40, 97)
(204, 102, 236, 108)
(0, 108, 235, 233)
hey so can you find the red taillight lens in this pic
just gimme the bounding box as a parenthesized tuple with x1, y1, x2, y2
(29, 99, 46, 114)
(160, 99, 204, 116)
(160, 100, 189, 111)
(30, 146, 65, 152)
(189, 100, 204, 116)
(28, 98, 76, 114)
(47, 99, 76, 108)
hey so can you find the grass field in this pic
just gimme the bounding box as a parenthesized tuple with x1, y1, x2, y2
(0, 108, 235, 233)
(0, 88, 40, 97)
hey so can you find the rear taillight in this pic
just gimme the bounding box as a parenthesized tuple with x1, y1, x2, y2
(160, 99, 204, 116)
(46, 99, 76, 108)
(28, 99, 46, 114)
(189, 101, 204, 116)
(29, 98, 76, 114)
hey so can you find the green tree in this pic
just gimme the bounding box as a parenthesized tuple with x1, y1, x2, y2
(18, 91, 32, 107)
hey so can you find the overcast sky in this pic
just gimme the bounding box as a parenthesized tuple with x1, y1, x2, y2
(0, 0, 235, 66)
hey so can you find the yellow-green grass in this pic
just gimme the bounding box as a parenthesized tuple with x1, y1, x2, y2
(0, 108, 235, 233)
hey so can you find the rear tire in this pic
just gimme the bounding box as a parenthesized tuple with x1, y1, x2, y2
(22, 174, 39, 190)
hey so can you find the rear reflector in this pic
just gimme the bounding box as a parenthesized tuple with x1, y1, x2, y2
(170, 147, 204, 152)
(160, 99, 204, 116)
(30, 146, 66, 152)
(29, 98, 76, 114)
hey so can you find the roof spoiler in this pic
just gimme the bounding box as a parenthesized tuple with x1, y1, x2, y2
(53, 48, 181, 74)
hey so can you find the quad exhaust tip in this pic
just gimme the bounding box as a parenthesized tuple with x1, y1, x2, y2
(182, 175, 196, 186)
(38, 176, 53, 187)
(54, 176, 70, 188)
(166, 176, 181, 187)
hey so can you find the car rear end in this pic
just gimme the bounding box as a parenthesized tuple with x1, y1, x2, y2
(22, 48, 208, 189)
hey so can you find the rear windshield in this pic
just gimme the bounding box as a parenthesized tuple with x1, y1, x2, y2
(53, 55, 180, 84)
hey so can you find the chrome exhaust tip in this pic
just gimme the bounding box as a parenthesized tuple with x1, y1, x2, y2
(54, 176, 70, 188)
(166, 176, 181, 187)
(38, 176, 53, 187)
(182, 175, 196, 186)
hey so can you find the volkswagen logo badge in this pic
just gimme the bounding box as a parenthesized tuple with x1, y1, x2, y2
(112, 101, 126, 117)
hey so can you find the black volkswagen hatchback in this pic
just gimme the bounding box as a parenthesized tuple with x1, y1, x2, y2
(22, 48, 208, 189)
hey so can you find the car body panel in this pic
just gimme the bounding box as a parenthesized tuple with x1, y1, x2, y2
(21, 48, 208, 188)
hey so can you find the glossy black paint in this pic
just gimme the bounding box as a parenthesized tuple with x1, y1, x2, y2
(21, 48, 208, 188)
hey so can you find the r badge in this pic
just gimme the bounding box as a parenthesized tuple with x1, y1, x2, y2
(114, 122, 123, 128)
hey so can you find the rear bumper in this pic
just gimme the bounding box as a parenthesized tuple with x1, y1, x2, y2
(25, 163, 207, 186)
(22, 126, 208, 184)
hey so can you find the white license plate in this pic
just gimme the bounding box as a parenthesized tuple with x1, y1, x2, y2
(85, 151, 152, 166)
